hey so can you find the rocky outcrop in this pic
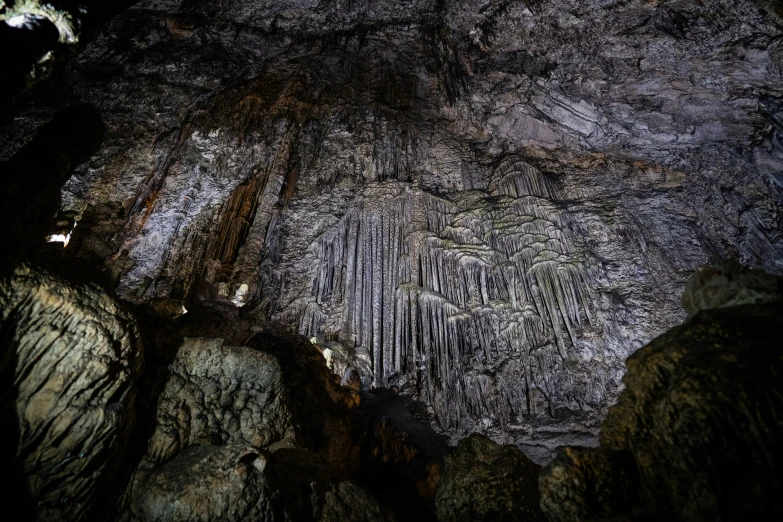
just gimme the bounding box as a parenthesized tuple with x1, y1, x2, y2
(130, 445, 395, 522)
(540, 265, 783, 521)
(436, 434, 544, 522)
(600, 302, 783, 521)
(539, 447, 638, 522)
(3, 0, 783, 475)
(122, 316, 364, 515)
(141, 338, 296, 464)
(0, 264, 143, 522)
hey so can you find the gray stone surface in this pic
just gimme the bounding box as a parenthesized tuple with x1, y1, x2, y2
(143, 338, 295, 466)
(1, 0, 782, 457)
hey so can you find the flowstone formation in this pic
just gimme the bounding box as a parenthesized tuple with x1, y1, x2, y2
(298, 158, 609, 433)
(2, 0, 783, 454)
(0, 265, 143, 522)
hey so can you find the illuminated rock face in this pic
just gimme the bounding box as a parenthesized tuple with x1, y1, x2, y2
(296, 159, 609, 431)
(2, 0, 783, 450)
(0, 265, 143, 522)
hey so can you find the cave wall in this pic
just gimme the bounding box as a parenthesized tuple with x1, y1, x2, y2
(2, 0, 781, 443)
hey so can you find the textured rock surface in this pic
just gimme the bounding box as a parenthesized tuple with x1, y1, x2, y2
(540, 291, 783, 521)
(2, 0, 783, 453)
(124, 317, 363, 518)
(681, 258, 783, 315)
(0, 264, 143, 522)
(600, 301, 783, 521)
(539, 447, 638, 522)
(436, 433, 544, 522)
(142, 338, 295, 464)
(130, 444, 395, 522)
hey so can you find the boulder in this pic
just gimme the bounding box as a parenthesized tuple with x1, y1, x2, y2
(130, 445, 395, 522)
(600, 302, 783, 521)
(124, 317, 363, 518)
(142, 338, 296, 466)
(177, 306, 362, 472)
(435, 433, 544, 522)
(0, 265, 142, 521)
(538, 447, 638, 522)
(539, 263, 783, 522)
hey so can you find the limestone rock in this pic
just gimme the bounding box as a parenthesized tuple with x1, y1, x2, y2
(131, 445, 395, 522)
(681, 259, 783, 315)
(538, 447, 638, 522)
(0, 264, 142, 522)
(131, 444, 272, 522)
(242, 321, 362, 476)
(539, 299, 783, 521)
(600, 302, 783, 521)
(125, 320, 362, 509)
(3, 0, 783, 459)
(143, 337, 295, 466)
(179, 304, 363, 469)
(435, 434, 544, 522)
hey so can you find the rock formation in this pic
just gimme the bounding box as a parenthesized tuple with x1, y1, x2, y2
(3, 0, 780, 450)
(436, 433, 545, 522)
(2, 0, 783, 521)
(129, 445, 395, 522)
(0, 265, 143, 522)
(540, 263, 783, 521)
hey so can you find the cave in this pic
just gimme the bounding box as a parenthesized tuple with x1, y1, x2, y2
(1, 0, 782, 521)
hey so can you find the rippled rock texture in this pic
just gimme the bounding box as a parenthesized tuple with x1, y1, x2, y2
(2, 0, 782, 448)
(0, 265, 143, 522)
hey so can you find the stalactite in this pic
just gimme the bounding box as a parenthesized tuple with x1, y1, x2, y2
(295, 158, 605, 430)
(231, 123, 299, 302)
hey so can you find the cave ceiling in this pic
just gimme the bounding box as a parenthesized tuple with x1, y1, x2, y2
(1, 0, 782, 450)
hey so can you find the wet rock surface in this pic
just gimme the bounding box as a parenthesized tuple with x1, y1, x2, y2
(0, 264, 143, 522)
(436, 433, 545, 522)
